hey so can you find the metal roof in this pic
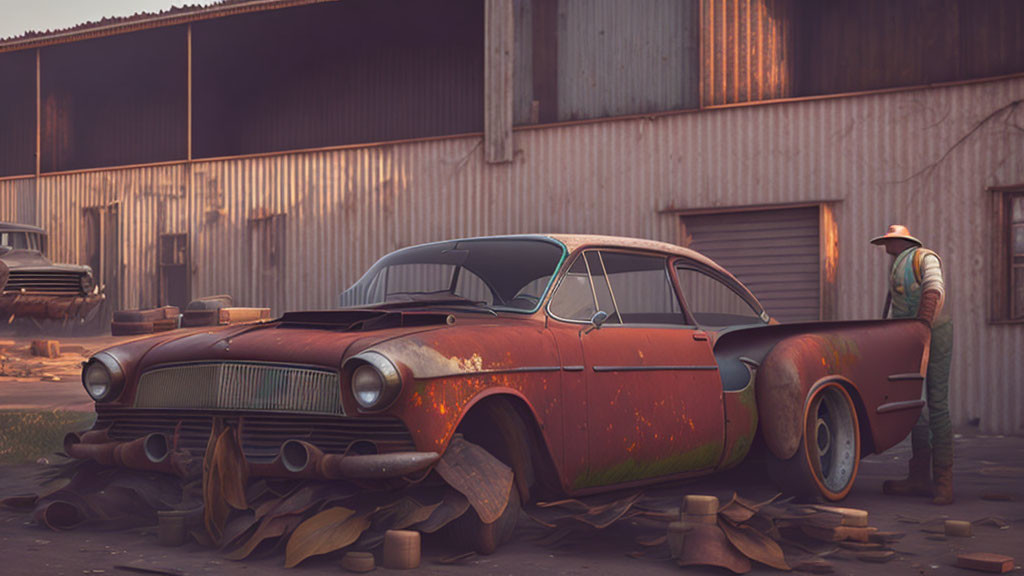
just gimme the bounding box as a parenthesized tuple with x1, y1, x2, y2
(0, 0, 337, 53)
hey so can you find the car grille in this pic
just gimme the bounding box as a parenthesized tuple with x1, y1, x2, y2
(4, 270, 83, 294)
(135, 362, 342, 415)
(95, 407, 417, 463)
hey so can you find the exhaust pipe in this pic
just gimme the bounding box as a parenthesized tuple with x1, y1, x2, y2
(280, 439, 324, 475)
(64, 432, 188, 477)
(275, 438, 440, 479)
(143, 433, 170, 464)
(63, 432, 119, 466)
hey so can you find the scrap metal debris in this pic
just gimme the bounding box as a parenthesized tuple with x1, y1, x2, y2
(2, 428, 513, 568)
(526, 491, 916, 574)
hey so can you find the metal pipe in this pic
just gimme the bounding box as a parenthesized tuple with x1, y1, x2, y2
(65, 432, 188, 477)
(319, 450, 440, 480)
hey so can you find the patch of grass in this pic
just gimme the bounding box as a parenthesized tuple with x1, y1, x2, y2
(0, 410, 96, 464)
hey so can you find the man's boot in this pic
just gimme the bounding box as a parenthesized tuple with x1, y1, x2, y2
(932, 464, 953, 505)
(882, 448, 932, 497)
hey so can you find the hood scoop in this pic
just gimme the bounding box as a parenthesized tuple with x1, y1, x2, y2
(279, 309, 454, 331)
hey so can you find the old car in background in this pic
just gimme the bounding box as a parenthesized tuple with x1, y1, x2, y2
(0, 222, 103, 322)
(69, 234, 931, 552)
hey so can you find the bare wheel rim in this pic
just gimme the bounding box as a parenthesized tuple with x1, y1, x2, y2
(808, 386, 857, 494)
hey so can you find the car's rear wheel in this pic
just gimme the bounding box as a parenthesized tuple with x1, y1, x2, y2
(767, 382, 861, 501)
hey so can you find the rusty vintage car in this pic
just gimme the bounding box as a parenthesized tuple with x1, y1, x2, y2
(0, 222, 103, 321)
(70, 234, 931, 550)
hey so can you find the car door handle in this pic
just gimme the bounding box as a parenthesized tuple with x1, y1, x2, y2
(692, 331, 709, 341)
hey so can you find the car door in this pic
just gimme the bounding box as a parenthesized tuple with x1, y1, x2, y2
(548, 249, 725, 490)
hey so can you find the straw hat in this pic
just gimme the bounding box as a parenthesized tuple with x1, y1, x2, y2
(870, 224, 922, 246)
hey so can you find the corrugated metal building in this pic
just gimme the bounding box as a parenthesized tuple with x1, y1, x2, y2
(0, 0, 1023, 433)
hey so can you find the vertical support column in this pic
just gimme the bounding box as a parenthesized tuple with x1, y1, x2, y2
(33, 48, 41, 227)
(187, 24, 193, 162)
(532, 0, 558, 123)
(484, 0, 514, 164)
(34, 49, 40, 177)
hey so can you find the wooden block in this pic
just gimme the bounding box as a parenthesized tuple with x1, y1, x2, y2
(382, 530, 420, 569)
(956, 553, 1014, 573)
(667, 521, 688, 559)
(30, 339, 60, 358)
(857, 550, 895, 563)
(684, 495, 719, 515)
(218, 307, 271, 324)
(812, 505, 869, 527)
(341, 551, 375, 573)
(945, 520, 973, 537)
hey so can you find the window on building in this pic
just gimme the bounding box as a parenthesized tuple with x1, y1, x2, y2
(992, 188, 1024, 322)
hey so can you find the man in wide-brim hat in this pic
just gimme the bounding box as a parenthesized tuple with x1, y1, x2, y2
(872, 225, 954, 505)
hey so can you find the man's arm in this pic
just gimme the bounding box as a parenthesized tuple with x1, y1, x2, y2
(917, 252, 945, 326)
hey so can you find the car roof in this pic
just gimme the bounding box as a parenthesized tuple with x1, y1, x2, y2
(0, 222, 45, 234)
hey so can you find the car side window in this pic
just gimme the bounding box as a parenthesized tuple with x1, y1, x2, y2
(548, 256, 599, 321)
(599, 251, 686, 325)
(675, 266, 764, 326)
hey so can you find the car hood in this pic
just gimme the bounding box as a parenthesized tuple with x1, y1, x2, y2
(1, 250, 89, 272)
(132, 309, 463, 374)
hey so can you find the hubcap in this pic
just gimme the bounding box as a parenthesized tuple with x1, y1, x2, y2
(816, 418, 831, 456)
(809, 386, 857, 494)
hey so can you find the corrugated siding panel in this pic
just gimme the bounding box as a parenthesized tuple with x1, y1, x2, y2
(0, 178, 36, 225)
(556, 0, 699, 121)
(191, 0, 484, 159)
(35, 165, 187, 310)
(25, 76, 1024, 434)
(702, 0, 795, 105)
(513, 0, 534, 125)
(682, 207, 820, 322)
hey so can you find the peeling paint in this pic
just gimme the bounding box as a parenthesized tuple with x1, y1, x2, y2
(571, 442, 721, 490)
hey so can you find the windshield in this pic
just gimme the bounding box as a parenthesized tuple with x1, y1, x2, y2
(339, 238, 566, 313)
(0, 231, 42, 251)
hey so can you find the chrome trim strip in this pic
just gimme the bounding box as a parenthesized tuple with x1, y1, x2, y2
(876, 399, 926, 414)
(592, 365, 719, 372)
(888, 372, 926, 382)
(561, 365, 585, 372)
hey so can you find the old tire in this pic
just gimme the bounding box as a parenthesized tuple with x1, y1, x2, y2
(767, 383, 861, 502)
(444, 479, 520, 554)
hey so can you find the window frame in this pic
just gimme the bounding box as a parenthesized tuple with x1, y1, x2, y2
(991, 186, 1024, 323)
(673, 260, 770, 328)
(545, 248, 695, 327)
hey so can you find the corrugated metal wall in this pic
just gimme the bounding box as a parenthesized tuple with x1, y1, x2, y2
(555, 0, 699, 120)
(0, 178, 36, 225)
(797, 0, 1024, 97)
(0, 50, 36, 178)
(33, 165, 187, 310)
(1, 77, 1021, 433)
(702, 0, 796, 106)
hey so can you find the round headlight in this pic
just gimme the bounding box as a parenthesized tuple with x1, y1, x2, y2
(81, 353, 125, 402)
(352, 364, 384, 408)
(347, 351, 402, 411)
(83, 361, 112, 400)
(80, 273, 95, 294)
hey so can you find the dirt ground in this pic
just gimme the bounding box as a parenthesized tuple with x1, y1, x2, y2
(0, 335, 1022, 575)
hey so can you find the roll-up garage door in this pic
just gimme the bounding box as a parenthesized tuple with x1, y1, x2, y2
(680, 206, 820, 322)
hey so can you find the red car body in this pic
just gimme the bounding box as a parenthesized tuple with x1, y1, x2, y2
(71, 235, 931, 500)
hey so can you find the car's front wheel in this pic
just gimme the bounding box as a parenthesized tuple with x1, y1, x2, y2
(767, 382, 861, 501)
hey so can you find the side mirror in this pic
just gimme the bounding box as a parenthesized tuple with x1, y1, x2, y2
(583, 310, 609, 335)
